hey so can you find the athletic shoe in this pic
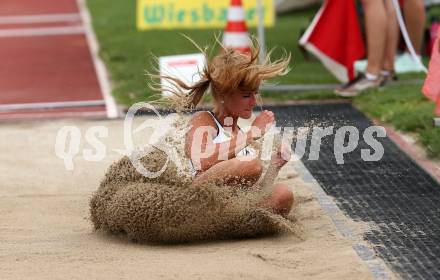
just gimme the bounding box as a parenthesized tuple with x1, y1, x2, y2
(355, 53, 425, 74)
(334, 74, 382, 97)
(394, 52, 425, 73)
(379, 70, 398, 88)
(354, 59, 368, 74)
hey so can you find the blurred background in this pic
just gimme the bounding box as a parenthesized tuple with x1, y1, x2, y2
(84, 0, 440, 157)
(86, 0, 435, 103)
(0, 0, 439, 156)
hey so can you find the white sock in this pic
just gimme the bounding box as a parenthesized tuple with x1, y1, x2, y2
(365, 72, 378, 81)
(381, 70, 391, 77)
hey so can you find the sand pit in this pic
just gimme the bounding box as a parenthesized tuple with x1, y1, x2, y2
(0, 116, 376, 279)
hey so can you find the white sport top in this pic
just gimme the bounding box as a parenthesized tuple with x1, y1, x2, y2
(188, 111, 256, 177)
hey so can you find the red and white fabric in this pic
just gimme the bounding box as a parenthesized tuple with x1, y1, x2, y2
(299, 0, 365, 83)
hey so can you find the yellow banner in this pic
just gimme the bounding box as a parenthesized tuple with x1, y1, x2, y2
(136, 0, 274, 30)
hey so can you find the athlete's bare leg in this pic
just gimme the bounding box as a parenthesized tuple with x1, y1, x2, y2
(191, 156, 263, 189)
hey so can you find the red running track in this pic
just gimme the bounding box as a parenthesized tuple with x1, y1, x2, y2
(0, 0, 116, 121)
(0, 0, 78, 16)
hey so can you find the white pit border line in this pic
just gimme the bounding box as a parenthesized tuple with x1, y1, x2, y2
(0, 26, 84, 38)
(0, 110, 107, 121)
(293, 160, 394, 280)
(76, 0, 119, 118)
(0, 100, 105, 112)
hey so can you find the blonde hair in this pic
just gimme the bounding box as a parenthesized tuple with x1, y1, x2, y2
(149, 37, 291, 110)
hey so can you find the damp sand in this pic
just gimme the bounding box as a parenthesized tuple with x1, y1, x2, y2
(0, 116, 375, 279)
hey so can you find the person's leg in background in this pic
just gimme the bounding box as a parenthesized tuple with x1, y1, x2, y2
(335, 0, 388, 97)
(382, 0, 400, 83)
(363, 0, 388, 77)
(404, 0, 426, 55)
(395, 0, 426, 72)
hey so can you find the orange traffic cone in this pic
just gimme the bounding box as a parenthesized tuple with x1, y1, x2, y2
(222, 0, 251, 53)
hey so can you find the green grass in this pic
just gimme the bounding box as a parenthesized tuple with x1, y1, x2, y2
(86, 0, 439, 158)
(353, 84, 440, 157)
(86, 0, 337, 105)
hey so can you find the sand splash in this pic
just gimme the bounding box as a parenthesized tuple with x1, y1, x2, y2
(89, 114, 297, 243)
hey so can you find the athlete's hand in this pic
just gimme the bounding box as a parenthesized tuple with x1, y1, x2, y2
(271, 142, 292, 168)
(250, 110, 275, 138)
